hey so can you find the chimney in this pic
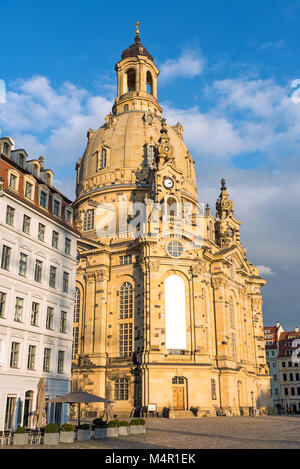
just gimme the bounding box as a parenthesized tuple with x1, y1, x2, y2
(276, 322, 280, 328)
(295, 327, 299, 333)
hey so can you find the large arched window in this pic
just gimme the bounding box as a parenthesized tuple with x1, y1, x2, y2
(166, 197, 179, 217)
(120, 282, 133, 319)
(165, 275, 187, 350)
(126, 68, 136, 92)
(146, 71, 153, 95)
(83, 209, 95, 231)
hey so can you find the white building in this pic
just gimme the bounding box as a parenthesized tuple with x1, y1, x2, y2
(0, 137, 79, 430)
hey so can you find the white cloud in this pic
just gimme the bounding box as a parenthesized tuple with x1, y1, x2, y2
(257, 265, 276, 276)
(0, 75, 113, 165)
(159, 50, 205, 82)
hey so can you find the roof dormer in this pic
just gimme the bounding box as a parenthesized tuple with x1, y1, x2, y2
(11, 149, 28, 168)
(0, 137, 14, 158)
(41, 169, 54, 187)
(26, 159, 41, 179)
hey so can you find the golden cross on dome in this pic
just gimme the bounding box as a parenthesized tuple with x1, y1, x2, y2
(135, 21, 140, 38)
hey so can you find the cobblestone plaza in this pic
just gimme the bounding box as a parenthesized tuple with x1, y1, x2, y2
(4, 416, 300, 450)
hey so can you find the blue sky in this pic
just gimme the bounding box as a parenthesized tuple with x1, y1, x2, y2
(1, 0, 300, 329)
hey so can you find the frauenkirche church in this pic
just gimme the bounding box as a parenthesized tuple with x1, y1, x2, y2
(72, 25, 270, 418)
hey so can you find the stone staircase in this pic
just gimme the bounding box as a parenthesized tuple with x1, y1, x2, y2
(169, 410, 197, 419)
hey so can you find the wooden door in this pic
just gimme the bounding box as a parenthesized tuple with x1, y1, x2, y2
(173, 387, 184, 410)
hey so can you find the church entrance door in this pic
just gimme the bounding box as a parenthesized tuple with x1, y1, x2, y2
(173, 387, 184, 410)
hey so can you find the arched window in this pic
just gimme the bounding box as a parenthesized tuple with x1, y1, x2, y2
(83, 209, 95, 231)
(99, 148, 107, 169)
(146, 71, 153, 95)
(166, 197, 178, 217)
(120, 282, 133, 319)
(126, 68, 136, 92)
(114, 378, 129, 400)
(165, 275, 186, 350)
(211, 379, 217, 400)
(124, 104, 129, 112)
(74, 287, 81, 322)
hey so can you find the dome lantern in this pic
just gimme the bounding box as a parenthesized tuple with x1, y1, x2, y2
(113, 22, 161, 116)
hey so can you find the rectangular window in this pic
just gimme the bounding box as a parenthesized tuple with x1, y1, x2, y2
(0, 292, 7, 318)
(10, 342, 20, 368)
(18, 253, 28, 277)
(60, 311, 67, 333)
(65, 238, 71, 255)
(57, 350, 65, 374)
(31, 302, 39, 326)
(25, 181, 33, 199)
(284, 387, 288, 396)
(114, 378, 129, 400)
(65, 209, 72, 223)
(34, 260, 43, 283)
(288, 361, 292, 367)
(38, 223, 45, 241)
(296, 373, 300, 381)
(46, 306, 54, 330)
(6, 206, 15, 226)
(283, 373, 287, 381)
(282, 362, 286, 368)
(63, 272, 69, 293)
(40, 191, 48, 209)
(14, 297, 24, 322)
(22, 215, 31, 234)
(9, 173, 17, 189)
(53, 199, 61, 217)
(290, 373, 294, 381)
(52, 231, 59, 249)
(120, 255, 133, 265)
(119, 323, 133, 358)
(1, 245, 11, 271)
(49, 266, 57, 288)
(291, 387, 295, 396)
(27, 345, 36, 370)
(43, 348, 51, 372)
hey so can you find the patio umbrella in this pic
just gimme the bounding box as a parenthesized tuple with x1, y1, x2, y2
(48, 390, 114, 427)
(35, 378, 47, 428)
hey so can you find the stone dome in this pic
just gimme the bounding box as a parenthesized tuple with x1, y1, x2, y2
(77, 111, 197, 201)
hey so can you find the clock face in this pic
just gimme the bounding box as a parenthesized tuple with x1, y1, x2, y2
(163, 177, 174, 189)
(164, 145, 171, 153)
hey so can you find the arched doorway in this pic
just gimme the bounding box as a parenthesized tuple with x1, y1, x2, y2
(172, 376, 186, 411)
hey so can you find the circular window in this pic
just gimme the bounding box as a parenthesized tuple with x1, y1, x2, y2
(166, 240, 183, 258)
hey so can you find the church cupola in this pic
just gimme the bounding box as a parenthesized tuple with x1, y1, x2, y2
(112, 22, 162, 116)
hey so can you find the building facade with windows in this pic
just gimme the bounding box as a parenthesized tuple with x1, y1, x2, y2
(71, 27, 270, 418)
(0, 138, 79, 430)
(264, 323, 300, 414)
